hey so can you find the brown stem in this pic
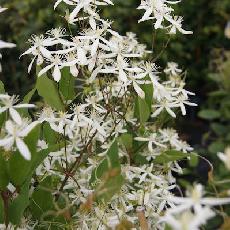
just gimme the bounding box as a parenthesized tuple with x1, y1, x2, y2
(1, 191, 9, 227)
(55, 111, 110, 201)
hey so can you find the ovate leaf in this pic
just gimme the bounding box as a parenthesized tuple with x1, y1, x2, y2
(134, 97, 150, 124)
(154, 150, 188, 164)
(59, 67, 75, 101)
(36, 75, 65, 111)
(90, 141, 124, 203)
(9, 178, 31, 225)
(198, 110, 221, 120)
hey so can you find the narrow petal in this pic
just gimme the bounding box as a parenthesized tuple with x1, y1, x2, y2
(9, 108, 22, 125)
(52, 65, 62, 82)
(16, 138, 31, 160)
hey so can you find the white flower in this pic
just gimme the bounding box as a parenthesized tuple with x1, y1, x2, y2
(173, 94, 197, 116)
(0, 119, 39, 160)
(166, 184, 230, 215)
(152, 100, 177, 118)
(135, 133, 166, 153)
(0, 94, 35, 125)
(137, 0, 192, 35)
(218, 147, 230, 170)
(164, 62, 182, 76)
(161, 207, 215, 230)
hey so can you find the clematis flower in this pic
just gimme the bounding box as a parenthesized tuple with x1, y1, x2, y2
(0, 119, 39, 160)
(166, 184, 230, 215)
(0, 94, 35, 125)
(164, 62, 182, 76)
(137, 0, 192, 35)
(135, 133, 166, 153)
(152, 100, 177, 118)
(161, 208, 215, 230)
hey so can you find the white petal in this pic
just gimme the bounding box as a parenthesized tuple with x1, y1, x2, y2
(70, 65, 79, 77)
(16, 138, 31, 160)
(91, 39, 99, 56)
(52, 65, 62, 82)
(0, 137, 14, 147)
(39, 46, 52, 59)
(119, 69, 128, 82)
(5, 120, 14, 135)
(20, 121, 39, 137)
(133, 82, 145, 99)
(9, 108, 22, 125)
(38, 64, 54, 77)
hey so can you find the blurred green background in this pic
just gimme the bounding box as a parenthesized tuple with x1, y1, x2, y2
(0, 0, 230, 159)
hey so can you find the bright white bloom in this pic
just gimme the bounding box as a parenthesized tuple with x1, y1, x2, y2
(161, 207, 215, 230)
(135, 133, 166, 152)
(164, 62, 182, 76)
(137, 0, 192, 35)
(0, 119, 39, 160)
(0, 94, 35, 125)
(166, 184, 230, 214)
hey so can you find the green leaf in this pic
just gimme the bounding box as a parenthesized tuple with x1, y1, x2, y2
(30, 176, 54, 219)
(154, 150, 188, 164)
(0, 80, 5, 93)
(42, 122, 59, 145)
(141, 83, 153, 110)
(36, 75, 65, 111)
(9, 178, 31, 225)
(23, 88, 36, 104)
(95, 174, 124, 204)
(119, 133, 133, 150)
(90, 141, 120, 185)
(134, 97, 150, 124)
(59, 67, 75, 101)
(198, 110, 221, 120)
(211, 123, 228, 136)
(30, 142, 65, 174)
(0, 153, 9, 190)
(90, 141, 124, 203)
(208, 141, 225, 154)
(189, 152, 199, 167)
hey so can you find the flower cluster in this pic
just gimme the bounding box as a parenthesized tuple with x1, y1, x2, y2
(137, 0, 193, 34)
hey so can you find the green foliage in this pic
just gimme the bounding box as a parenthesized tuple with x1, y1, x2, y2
(153, 150, 188, 164)
(90, 140, 124, 203)
(9, 178, 31, 225)
(134, 97, 150, 124)
(30, 176, 54, 219)
(199, 50, 230, 155)
(198, 109, 221, 120)
(59, 67, 76, 101)
(36, 75, 65, 111)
